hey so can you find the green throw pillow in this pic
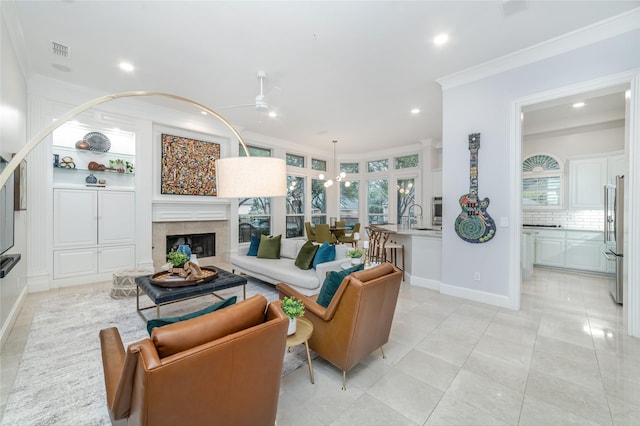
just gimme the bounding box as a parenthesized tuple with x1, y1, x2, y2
(146, 296, 237, 335)
(316, 264, 364, 308)
(257, 234, 281, 259)
(295, 240, 319, 270)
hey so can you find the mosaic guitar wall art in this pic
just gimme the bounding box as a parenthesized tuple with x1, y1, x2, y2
(455, 133, 496, 243)
(161, 134, 220, 196)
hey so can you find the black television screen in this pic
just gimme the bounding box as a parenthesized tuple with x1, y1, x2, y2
(0, 156, 15, 256)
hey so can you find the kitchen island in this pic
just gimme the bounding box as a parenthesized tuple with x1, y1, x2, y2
(375, 225, 442, 289)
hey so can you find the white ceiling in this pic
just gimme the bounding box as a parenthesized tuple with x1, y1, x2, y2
(7, 0, 640, 154)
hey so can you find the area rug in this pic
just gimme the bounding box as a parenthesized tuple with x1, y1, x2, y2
(1, 279, 309, 426)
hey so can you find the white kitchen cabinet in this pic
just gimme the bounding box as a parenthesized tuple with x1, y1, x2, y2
(568, 158, 607, 209)
(608, 154, 626, 184)
(432, 171, 442, 196)
(565, 231, 606, 272)
(534, 230, 566, 268)
(53, 188, 135, 280)
(533, 229, 606, 273)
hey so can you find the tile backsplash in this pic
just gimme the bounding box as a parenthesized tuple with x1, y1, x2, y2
(522, 209, 604, 230)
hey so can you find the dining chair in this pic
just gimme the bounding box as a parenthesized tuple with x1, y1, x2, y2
(304, 222, 316, 242)
(338, 223, 360, 247)
(333, 221, 347, 239)
(315, 224, 337, 244)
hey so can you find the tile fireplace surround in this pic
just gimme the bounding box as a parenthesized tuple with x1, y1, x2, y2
(151, 201, 230, 271)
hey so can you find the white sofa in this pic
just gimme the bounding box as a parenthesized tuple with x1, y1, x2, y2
(230, 238, 349, 296)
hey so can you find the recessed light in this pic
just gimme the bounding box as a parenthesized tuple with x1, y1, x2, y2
(626, 90, 631, 99)
(268, 111, 278, 118)
(119, 62, 135, 72)
(201, 111, 208, 115)
(410, 108, 420, 114)
(433, 33, 449, 46)
(572, 102, 585, 108)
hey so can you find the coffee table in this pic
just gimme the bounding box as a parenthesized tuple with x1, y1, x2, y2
(136, 266, 247, 318)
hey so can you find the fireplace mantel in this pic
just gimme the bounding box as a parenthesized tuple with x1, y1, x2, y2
(152, 200, 230, 222)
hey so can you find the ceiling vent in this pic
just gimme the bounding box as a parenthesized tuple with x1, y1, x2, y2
(51, 41, 70, 58)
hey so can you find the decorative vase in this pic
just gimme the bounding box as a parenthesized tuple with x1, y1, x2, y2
(177, 244, 192, 258)
(287, 317, 297, 335)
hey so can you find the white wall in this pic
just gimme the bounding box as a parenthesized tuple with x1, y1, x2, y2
(440, 29, 640, 309)
(523, 124, 624, 159)
(0, 10, 29, 345)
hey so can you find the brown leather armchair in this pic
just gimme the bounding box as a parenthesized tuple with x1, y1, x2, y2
(276, 263, 402, 390)
(99, 294, 288, 426)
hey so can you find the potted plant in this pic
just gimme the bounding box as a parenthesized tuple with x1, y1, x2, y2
(167, 250, 189, 273)
(281, 296, 305, 335)
(347, 248, 365, 265)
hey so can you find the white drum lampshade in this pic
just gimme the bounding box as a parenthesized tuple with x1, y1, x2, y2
(215, 157, 287, 198)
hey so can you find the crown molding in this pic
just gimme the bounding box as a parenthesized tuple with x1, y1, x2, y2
(437, 8, 640, 90)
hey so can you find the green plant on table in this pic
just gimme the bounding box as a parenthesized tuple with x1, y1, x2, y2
(281, 296, 305, 319)
(347, 248, 365, 258)
(167, 251, 189, 267)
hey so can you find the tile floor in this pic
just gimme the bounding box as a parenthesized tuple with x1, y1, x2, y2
(2, 266, 639, 425)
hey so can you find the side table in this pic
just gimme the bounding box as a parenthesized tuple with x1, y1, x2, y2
(286, 317, 314, 384)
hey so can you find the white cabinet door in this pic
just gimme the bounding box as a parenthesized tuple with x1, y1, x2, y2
(53, 248, 98, 278)
(99, 245, 135, 273)
(569, 158, 607, 209)
(565, 241, 606, 272)
(432, 171, 442, 196)
(608, 155, 626, 184)
(53, 189, 97, 248)
(535, 238, 565, 267)
(98, 191, 135, 245)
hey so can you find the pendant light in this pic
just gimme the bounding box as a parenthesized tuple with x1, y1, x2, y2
(318, 140, 350, 188)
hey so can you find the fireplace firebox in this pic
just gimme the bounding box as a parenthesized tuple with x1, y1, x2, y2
(166, 233, 215, 258)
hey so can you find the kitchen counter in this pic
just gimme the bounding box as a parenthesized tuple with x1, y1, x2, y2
(376, 224, 442, 238)
(375, 224, 442, 289)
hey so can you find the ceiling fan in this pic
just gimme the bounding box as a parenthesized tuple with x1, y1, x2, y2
(219, 70, 272, 112)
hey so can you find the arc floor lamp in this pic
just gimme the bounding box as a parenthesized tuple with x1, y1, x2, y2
(0, 91, 287, 198)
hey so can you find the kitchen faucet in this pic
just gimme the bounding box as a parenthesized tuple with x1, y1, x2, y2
(408, 204, 423, 228)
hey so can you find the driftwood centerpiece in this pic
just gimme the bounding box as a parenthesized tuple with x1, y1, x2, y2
(150, 262, 218, 287)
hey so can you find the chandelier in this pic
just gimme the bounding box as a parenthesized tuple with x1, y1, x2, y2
(319, 140, 350, 188)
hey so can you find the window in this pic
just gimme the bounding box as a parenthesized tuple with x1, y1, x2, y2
(286, 153, 305, 168)
(367, 159, 388, 173)
(286, 175, 305, 238)
(395, 154, 419, 169)
(340, 180, 359, 227)
(312, 158, 326, 172)
(396, 178, 415, 224)
(311, 179, 327, 225)
(367, 178, 388, 224)
(522, 154, 562, 207)
(238, 144, 273, 242)
(341, 162, 359, 174)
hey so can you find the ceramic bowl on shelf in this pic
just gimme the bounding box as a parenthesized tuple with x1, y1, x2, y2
(75, 140, 90, 150)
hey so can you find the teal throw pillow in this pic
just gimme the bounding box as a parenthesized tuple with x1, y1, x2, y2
(295, 240, 319, 270)
(316, 264, 364, 308)
(147, 296, 237, 335)
(247, 234, 260, 256)
(312, 241, 336, 269)
(257, 234, 281, 259)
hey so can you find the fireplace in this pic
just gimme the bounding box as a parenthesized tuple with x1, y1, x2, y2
(152, 219, 229, 271)
(166, 233, 216, 257)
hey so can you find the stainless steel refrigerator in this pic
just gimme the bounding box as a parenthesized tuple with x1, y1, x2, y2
(604, 175, 624, 304)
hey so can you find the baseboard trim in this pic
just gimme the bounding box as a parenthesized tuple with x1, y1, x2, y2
(440, 283, 513, 309)
(0, 285, 28, 349)
(409, 274, 441, 291)
(27, 271, 51, 293)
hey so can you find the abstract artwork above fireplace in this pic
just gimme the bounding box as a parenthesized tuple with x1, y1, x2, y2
(160, 133, 220, 196)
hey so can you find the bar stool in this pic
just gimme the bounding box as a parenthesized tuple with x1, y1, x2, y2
(375, 227, 405, 281)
